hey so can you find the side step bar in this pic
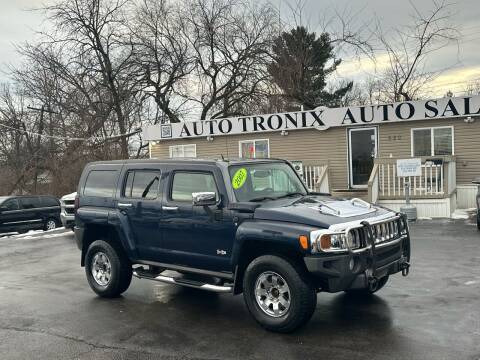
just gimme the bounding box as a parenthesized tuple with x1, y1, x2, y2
(133, 269, 233, 293)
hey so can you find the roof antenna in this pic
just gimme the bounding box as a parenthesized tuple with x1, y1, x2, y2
(220, 154, 225, 161)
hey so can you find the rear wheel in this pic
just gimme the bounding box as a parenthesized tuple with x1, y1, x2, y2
(345, 275, 389, 295)
(44, 218, 57, 231)
(85, 240, 132, 298)
(477, 211, 480, 230)
(243, 255, 317, 333)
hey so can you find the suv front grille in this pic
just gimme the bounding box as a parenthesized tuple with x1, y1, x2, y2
(348, 217, 404, 249)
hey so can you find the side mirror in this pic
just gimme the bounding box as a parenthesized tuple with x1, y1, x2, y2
(192, 192, 217, 207)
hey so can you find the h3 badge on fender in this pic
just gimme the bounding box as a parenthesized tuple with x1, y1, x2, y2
(216, 249, 227, 256)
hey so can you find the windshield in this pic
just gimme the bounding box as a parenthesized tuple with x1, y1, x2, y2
(228, 162, 307, 202)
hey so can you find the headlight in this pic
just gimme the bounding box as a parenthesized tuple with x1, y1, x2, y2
(310, 229, 362, 253)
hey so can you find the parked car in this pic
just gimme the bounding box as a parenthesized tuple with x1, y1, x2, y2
(60, 192, 77, 230)
(0, 195, 61, 234)
(74, 158, 411, 332)
(473, 177, 480, 230)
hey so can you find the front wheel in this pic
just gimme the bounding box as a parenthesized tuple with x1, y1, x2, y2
(85, 240, 132, 298)
(243, 255, 317, 333)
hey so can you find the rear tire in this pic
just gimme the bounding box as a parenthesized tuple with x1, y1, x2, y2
(243, 255, 317, 333)
(477, 211, 480, 230)
(344, 275, 389, 295)
(44, 218, 58, 231)
(85, 240, 132, 298)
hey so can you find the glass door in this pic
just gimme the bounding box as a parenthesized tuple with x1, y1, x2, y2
(348, 127, 378, 188)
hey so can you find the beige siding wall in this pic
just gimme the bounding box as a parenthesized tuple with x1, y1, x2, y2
(150, 116, 480, 189)
(377, 117, 480, 185)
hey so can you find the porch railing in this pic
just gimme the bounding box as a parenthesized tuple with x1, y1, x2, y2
(368, 156, 456, 203)
(303, 164, 329, 193)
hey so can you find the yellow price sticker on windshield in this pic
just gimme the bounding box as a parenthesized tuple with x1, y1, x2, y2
(232, 168, 247, 189)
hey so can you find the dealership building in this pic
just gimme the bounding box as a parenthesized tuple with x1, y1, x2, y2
(143, 95, 480, 218)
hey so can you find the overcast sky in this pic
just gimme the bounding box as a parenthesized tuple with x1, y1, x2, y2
(0, 0, 479, 98)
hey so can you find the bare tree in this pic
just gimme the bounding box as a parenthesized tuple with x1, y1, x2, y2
(377, 0, 459, 102)
(42, 0, 139, 158)
(179, 0, 278, 120)
(130, 0, 194, 124)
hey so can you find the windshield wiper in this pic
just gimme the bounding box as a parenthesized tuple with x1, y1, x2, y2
(275, 192, 306, 199)
(249, 196, 277, 202)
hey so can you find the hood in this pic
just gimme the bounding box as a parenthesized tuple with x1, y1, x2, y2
(61, 192, 77, 201)
(253, 195, 395, 229)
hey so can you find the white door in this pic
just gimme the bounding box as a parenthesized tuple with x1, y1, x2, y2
(348, 127, 378, 188)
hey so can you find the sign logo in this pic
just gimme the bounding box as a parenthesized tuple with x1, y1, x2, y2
(161, 124, 172, 138)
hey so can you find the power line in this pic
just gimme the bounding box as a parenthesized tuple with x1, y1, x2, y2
(0, 122, 142, 142)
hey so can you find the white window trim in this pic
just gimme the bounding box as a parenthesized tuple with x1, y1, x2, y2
(410, 126, 454, 157)
(238, 139, 270, 158)
(169, 144, 197, 158)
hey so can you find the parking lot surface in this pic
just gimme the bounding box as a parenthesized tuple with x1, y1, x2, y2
(0, 220, 479, 360)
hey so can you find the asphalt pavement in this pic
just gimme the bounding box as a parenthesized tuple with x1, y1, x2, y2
(0, 220, 479, 360)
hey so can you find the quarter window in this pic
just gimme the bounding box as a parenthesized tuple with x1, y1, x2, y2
(239, 139, 269, 159)
(169, 144, 197, 158)
(84, 170, 118, 197)
(123, 171, 160, 199)
(171, 172, 217, 202)
(42, 197, 59, 207)
(412, 127, 453, 156)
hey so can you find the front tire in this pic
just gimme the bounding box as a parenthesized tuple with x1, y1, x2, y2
(243, 255, 317, 333)
(85, 240, 132, 298)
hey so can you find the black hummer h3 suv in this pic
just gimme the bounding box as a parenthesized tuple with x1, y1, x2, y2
(74, 158, 411, 332)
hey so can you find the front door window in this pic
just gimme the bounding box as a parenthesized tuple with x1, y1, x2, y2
(348, 128, 377, 188)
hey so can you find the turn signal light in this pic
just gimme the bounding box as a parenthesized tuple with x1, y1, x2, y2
(299, 235, 308, 250)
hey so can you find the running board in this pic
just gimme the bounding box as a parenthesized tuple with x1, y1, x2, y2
(133, 270, 233, 293)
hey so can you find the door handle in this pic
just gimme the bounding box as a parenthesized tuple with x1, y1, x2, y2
(118, 203, 133, 208)
(162, 206, 179, 211)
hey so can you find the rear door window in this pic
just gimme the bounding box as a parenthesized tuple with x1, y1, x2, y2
(123, 170, 160, 199)
(171, 172, 218, 202)
(84, 170, 118, 197)
(19, 197, 40, 209)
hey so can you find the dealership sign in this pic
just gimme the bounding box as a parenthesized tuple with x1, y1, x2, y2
(142, 95, 480, 141)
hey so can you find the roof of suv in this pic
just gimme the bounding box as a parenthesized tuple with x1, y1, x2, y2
(87, 158, 289, 167)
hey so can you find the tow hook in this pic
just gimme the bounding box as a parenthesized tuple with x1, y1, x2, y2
(399, 256, 410, 277)
(365, 268, 378, 288)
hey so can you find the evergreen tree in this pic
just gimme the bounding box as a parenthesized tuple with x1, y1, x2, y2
(268, 26, 352, 109)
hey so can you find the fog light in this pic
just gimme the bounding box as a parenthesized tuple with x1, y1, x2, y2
(349, 258, 355, 271)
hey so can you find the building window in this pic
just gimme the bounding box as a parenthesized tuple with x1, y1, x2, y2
(411, 127, 453, 157)
(239, 139, 269, 159)
(169, 144, 196, 158)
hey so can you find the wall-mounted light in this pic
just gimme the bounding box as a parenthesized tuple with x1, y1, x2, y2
(281, 130, 289, 136)
(464, 116, 476, 123)
(206, 136, 214, 142)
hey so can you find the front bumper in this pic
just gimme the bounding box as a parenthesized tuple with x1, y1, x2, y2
(60, 212, 75, 228)
(304, 214, 411, 292)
